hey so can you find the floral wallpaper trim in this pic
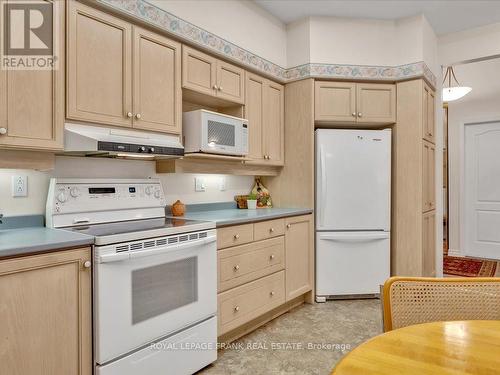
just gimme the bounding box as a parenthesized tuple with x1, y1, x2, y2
(96, 0, 437, 87)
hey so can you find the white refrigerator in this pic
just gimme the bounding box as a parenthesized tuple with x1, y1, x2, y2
(315, 129, 391, 300)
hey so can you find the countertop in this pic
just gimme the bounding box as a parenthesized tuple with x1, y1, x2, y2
(168, 204, 313, 227)
(0, 216, 94, 258)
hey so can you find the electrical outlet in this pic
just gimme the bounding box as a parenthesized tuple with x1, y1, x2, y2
(219, 177, 226, 191)
(12, 175, 28, 197)
(194, 177, 206, 192)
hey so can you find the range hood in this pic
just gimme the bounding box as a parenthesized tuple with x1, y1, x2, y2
(62, 123, 184, 159)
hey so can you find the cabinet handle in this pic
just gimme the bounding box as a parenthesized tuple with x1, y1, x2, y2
(213, 84, 218, 90)
(234, 234, 240, 240)
(270, 291, 275, 296)
(83, 260, 91, 268)
(234, 265, 240, 271)
(234, 306, 240, 312)
(358, 112, 363, 118)
(286, 224, 291, 229)
(269, 227, 275, 233)
(0, 127, 7, 135)
(135, 113, 141, 119)
(269, 254, 275, 260)
(351, 112, 356, 117)
(218, 86, 223, 91)
(126, 112, 133, 118)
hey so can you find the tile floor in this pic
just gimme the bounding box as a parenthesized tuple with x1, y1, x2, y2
(199, 299, 382, 375)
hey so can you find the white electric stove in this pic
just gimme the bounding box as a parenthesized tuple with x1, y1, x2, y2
(46, 178, 217, 375)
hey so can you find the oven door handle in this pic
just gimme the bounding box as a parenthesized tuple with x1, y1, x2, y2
(97, 236, 216, 263)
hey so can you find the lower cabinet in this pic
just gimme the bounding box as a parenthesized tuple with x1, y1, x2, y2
(217, 214, 313, 337)
(422, 211, 436, 277)
(0, 248, 92, 375)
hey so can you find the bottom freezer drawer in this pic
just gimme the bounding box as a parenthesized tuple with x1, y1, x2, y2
(316, 232, 390, 296)
(96, 317, 217, 375)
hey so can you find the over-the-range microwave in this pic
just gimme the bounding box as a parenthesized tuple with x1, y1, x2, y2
(183, 110, 249, 156)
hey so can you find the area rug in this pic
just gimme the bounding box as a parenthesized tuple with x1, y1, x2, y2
(444, 255, 498, 277)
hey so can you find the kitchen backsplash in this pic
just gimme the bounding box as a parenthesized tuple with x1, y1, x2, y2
(0, 157, 253, 217)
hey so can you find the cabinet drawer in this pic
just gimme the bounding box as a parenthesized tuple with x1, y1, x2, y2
(217, 224, 254, 249)
(254, 219, 285, 241)
(218, 271, 285, 335)
(218, 237, 285, 292)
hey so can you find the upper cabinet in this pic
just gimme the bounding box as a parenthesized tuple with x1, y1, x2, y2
(0, 0, 64, 151)
(245, 72, 284, 166)
(67, 2, 181, 134)
(423, 82, 435, 143)
(182, 46, 245, 105)
(315, 81, 396, 125)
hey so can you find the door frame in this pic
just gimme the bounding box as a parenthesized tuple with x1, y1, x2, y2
(459, 117, 500, 258)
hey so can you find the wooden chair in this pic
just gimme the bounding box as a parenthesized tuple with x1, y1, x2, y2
(381, 277, 500, 332)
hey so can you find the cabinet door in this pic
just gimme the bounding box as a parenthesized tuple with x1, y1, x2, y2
(423, 140, 436, 212)
(314, 81, 356, 123)
(182, 45, 217, 97)
(422, 211, 436, 276)
(264, 81, 285, 165)
(0, 248, 92, 375)
(245, 72, 265, 161)
(0, 0, 63, 150)
(67, 1, 132, 127)
(356, 83, 396, 124)
(423, 83, 435, 143)
(285, 215, 314, 301)
(133, 27, 181, 134)
(216, 60, 245, 104)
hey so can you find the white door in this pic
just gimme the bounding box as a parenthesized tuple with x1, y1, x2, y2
(464, 121, 500, 260)
(316, 231, 390, 296)
(315, 129, 391, 231)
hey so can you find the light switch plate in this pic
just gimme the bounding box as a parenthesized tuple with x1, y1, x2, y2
(12, 175, 28, 197)
(219, 177, 226, 191)
(195, 177, 206, 192)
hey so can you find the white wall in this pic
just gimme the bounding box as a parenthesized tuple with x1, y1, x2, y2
(148, 0, 288, 67)
(0, 157, 254, 217)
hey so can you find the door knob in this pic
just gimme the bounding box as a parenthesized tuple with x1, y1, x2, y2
(126, 112, 133, 118)
(234, 234, 240, 239)
(269, 254, 275, 260)
(234, 265, 240, 271)
(83, 261, 91, 268)
(351, 112, 356, 117)
(213, 84, 218, 90)
(0, 127, 6, 135)
(270, 291, 275, 296)
(358, 112, 363, 117)
(218, 86, 223, 91)
(234, 306, 240, 312)
(269, 227, 275, 233)
(287, 224, 291, 229)
(135, 113, 141, 119)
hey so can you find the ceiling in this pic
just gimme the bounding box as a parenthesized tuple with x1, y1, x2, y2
(253, 0, 500, 35)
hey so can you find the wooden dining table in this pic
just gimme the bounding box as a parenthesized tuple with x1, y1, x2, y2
(332, 320, 500, 375)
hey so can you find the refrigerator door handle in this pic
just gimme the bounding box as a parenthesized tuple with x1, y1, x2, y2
(319, 145, 327, 226)
(319, 233, 390, 242)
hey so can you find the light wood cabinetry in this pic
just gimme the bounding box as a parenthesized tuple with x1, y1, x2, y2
(182, 45, 245, 105)
(0, 247, 92, 375)
(67, 2, 181, 134)
(285, 215, 314, 300)
(315, 81, 396, 125)
(393, 79, 436, 276)
(216, 214, 313, 338)
(244, 72, 284, 165)
(0, 0, 64, 151)
(423, 82, 435, 143)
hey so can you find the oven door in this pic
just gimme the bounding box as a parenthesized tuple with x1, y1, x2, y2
(94, 230, 217, 364)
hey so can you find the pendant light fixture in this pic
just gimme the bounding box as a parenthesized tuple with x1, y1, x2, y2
(442, 66, 472, 102)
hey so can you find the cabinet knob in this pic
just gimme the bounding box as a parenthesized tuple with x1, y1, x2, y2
(83, 260, 91, 268)
(269, 227, 275, 233)
(218, 86, 223, 91)
(234, 265, 240, 271)
(135, 113, 141, 119)
(286, 224, 291, 229)
(0, 127, 6, 135)
(351, 112, 356, 117)
(213, 84, 218, 90)
(234, 234, 240, 240)
(234, 306, 240, 312)
(126, 112, 133, 118)
(270, 291, 275, 296)
(269, 254, 275, 260)
(358, 112, 363, 118)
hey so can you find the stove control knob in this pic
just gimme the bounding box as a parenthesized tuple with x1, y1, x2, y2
(57, 192, 68, 203)
(138, 146, 146, 153)
(145, 186, 153, 195)
(148, 147, 155, 153)
(70, 187, 81, 198)
(154, 190, 161, 199)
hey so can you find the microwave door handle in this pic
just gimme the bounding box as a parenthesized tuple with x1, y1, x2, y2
(129, 236, 216, 260)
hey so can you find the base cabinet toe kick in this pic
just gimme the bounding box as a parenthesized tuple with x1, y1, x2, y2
(216, 214, 314, 340)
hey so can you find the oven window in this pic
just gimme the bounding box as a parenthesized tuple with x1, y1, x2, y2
(131, 257, 198, 324)
(207, 120, 235, 146)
